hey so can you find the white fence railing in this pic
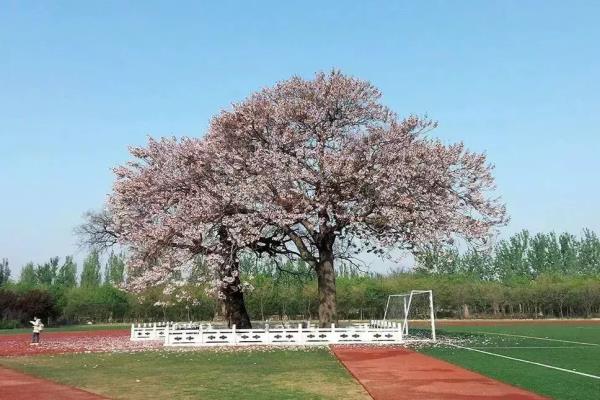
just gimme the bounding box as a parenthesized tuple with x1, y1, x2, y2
(165, 322, 402, 346)
(131, 320, 420, 346)
(130, 322, 213, 341)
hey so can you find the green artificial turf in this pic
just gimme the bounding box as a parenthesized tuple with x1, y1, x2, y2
(420, 323, 600, 400)
(440, 323, 600, 344)
(0, 348, 369, 400)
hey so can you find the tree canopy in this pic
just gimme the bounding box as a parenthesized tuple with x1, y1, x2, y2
(107, 71, 506, 326)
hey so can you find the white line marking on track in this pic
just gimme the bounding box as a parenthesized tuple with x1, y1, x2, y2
(470, 331, 600, 346)
(448, 343, 600, 380)
(470, 346, 591, 349)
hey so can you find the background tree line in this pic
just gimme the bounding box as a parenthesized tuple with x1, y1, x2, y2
(1, 229, 599, 328)
(0, 251, 128, 328)
(416, 229, 600, 280)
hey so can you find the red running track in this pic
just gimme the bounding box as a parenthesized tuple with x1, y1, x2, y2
(0, 329, 162, 399)
(0, 366, 108, 400)
(332, 346, 548, 400)
(0, 330, 160, 356)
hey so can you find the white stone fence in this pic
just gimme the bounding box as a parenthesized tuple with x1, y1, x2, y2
(130, 321, 208, 341)
(131, 320, 424, 346)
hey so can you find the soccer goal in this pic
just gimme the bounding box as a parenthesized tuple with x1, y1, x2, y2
(383, 290, 436, 341)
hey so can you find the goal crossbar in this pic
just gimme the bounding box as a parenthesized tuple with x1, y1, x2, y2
(383, 290, 436, 341)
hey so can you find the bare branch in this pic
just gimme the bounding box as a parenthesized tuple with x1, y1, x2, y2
(74, 209, 119, 253)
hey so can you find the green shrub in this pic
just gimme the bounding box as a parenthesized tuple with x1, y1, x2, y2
(0, 319, 20, 329)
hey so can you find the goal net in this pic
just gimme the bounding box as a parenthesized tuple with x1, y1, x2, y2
(383, 290, 436, 341)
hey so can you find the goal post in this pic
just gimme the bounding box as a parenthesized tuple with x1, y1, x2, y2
(383, 290, 436, 341)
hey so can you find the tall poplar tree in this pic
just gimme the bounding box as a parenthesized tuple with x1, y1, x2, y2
(56, 256, 78, 288)
(80, 250, 101, 288)
(19, 262, 38, 288)
(104, 252, 125, 286)
(0, 258, 10, 285)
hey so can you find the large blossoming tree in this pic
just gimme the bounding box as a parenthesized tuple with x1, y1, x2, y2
(107, 138, 257, 328)
(202, 71, 507, 325)
(105, 71, 506, 327)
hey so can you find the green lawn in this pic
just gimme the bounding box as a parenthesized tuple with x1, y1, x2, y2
(0, 323, 129, 335)
(420, 323, 600, 400)
(0, 348, 369, 400)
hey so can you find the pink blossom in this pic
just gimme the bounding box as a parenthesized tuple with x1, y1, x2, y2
(107, 71, 506, 325)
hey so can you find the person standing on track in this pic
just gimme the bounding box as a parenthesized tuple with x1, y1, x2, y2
(30, 317, 44, 345)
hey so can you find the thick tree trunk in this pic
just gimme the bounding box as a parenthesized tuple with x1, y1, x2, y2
(213, 300, 226, 322)
(316, 248, 337, 327)
(224, 290, 252, 329)
(215, 225, 252, 329)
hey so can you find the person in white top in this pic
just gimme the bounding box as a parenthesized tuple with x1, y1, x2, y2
(30, 317, 44, 345)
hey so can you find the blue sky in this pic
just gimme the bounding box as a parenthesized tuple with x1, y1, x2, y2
(1, 1, 599, 274)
